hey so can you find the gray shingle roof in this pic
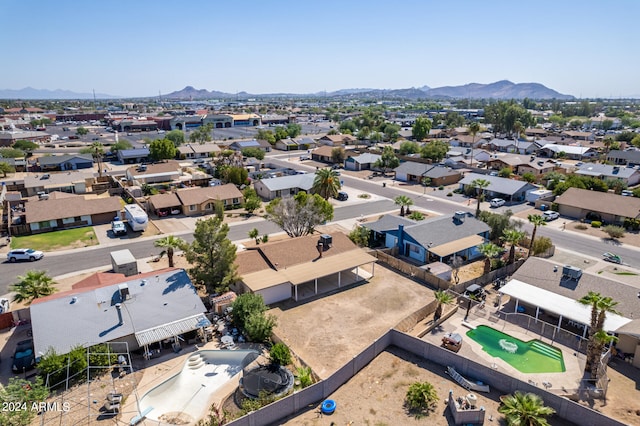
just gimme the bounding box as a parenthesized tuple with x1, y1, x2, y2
(576, 163, 639, 179)
(403, 213, 489, 248)
(362, 214, 416, 233)
(348, 153, 381, 164)
(459, 173, 537, 196)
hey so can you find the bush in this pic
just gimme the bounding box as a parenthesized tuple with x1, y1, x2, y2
(602, 224, 625, 239)
(532, 236, 552, 255)
(623, 218, 640, 230)
(438, 185, 444, 190)
(446, 192, 453, 197)
(407, 211, 425, 221)
(591, 221, 602, 228)
(269, 342, 291, 366)
(574, 223, 588, 230)
(405, 381, 439, 417)
(296, 366, 313, 388)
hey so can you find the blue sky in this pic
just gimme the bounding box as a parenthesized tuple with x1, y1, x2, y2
(3, 0, 639, 98)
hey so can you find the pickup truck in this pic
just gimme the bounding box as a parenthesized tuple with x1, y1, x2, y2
(111, 220, 127, 236)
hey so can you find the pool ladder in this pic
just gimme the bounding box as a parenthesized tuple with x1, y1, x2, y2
(187, 353, 206, 370)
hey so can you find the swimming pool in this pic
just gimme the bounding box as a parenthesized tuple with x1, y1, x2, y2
(139, 349, 259, 424)
(466, 325, 565, 373)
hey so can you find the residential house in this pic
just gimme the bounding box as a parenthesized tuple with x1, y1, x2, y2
(485, 138, 536, 155)
(554, 187, 640, 224)
(575, 163, 640, 186)
(274, 138, 299, 151)
(589, 115, 622, 129)
(500, 257, 640, 368)
(362, 214, 416, 246)
(254, 173, 315, 200)
(344, 153, 381, 171)
(125, 161, 182, 185)
(232, 232, 377, 304)
(177, 143, 221, 160)
(516, 157, 557, 178)
(525, 127, 547, 138)
(30, 268, 209, 356)
(23, 171, 96, 196)
(229, 139, 271, 152)
(175, 184, 244, 215)
(369, 212, 489, 264)
(22, 192, 121, 234)
(148, 192, 182, 216)
(117, 148, 150, 164)
(311, 145, 338, 163)
(448, 135, 487, 148)
(293, 137, 317, 150)
(38, 154, 94, 171)
(458, 173, 537, 202)
(539, 144, 597, 160)
(394, 162, 462, 186)
(317, 134, 357, 146)
(606, 150, 640, 167)
(561, 131, 595, 142)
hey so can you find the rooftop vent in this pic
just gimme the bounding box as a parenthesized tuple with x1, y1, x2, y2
(118, 283, 130, 301)
(562, 265, 582, 280)
(453, 211, 466, 223)
(319, 234, 332, 249)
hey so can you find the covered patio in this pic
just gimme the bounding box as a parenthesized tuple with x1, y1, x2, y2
(428, 234, 484, 263)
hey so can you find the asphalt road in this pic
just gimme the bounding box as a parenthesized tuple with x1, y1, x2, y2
(2, 156, 639, 297)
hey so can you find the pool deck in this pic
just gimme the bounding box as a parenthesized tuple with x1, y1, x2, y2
(422, 309, 585, 394)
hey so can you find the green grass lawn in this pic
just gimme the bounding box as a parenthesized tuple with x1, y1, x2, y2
(11, 228, 99, 251)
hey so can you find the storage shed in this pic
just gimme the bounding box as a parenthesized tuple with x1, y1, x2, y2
(110, 249, 138, 276)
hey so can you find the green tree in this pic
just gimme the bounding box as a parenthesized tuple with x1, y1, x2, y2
(256, 129, 276, 145)
(231, 293, 277, 342)
(286, 123, 302, 138)
(412, 116, 432, 141)
(10, 270, 57, 305)
(348, 225, 370, 247)
(420, 140, 448, 162)
(149, 138, 177, 161)
(331, 147, 346, 163)
(0, 162, 15, 177)
(244, 312, 277, 342)
(166, 129, 185, 147)
(241, 147, 265, 160)
(274, 126, 289, 141)
(404, 381, 439, 417)
(222, 166, 248, 185)
(189, 123, 213, 144)
(394, 195, 413, 217)
(444, 111, 465, 128)
(184, 217, 238, 294)
(154, 235, 186, 268)
(471, 179, 490, 217)
(0, 377, 49, 426)
(0, 148, 26, 158)
(498, 391, 555, 426)
(468, 122, 480, 168)
(478, 210, 522, 242)
(479, 242, 502, 274)
(399, 141, 420, 155)
(76, 126, 89, 136)
(265, 192, 333, 237)
(502, 229, 526, 264)
(498, 167, 513, 178)
(243, 196, 261, 216)
(527, 214, 547, 258)
(521, 172, 536, 183)
(248, 228, 260, 244)
(12, 140, 38, 152)
(373, 145, 400, 174)
(110, 140, 133, 153)
(433, 290, 454, 321)
(269, 342, 291, 366)
(312, 168, 341, 199)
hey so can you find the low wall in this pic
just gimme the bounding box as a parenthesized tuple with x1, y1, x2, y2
(394, 299, 437, 333)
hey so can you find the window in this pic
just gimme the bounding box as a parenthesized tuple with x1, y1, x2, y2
(189, 205, 196, 212)
(232, 198, 239, 204)
(205, 203, 213, 210)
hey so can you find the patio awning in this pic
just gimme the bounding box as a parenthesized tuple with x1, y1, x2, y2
(134, 314, 211, 347)
(500, 279, 631, 332)
(429, 235, 484, 258)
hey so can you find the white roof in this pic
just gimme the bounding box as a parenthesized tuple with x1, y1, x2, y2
(500, 279, 631, 332)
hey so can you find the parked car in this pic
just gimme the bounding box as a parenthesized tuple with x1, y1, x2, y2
(336, 191, 349, 201)
(463, 284, 487, 301)
(489, 198, 505, 208)
(7, 248, 44, 262)
(111, 220, 127, 236)
(621, 190, 634, 197)
(12, 339, 35, 373)
(542, 211, 560, 221)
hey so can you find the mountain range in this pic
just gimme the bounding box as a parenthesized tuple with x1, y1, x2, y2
(0, 80, 573, 100)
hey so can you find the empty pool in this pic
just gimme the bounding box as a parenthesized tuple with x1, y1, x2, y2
(139, 349, 259, 424)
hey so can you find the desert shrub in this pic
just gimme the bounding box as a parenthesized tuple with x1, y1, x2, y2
(358, 193, 371, 199)
(438, 185, 444, 190)
(623, 218, 640, 230)
(574, 223, 588, 230)
(405, 381, 439, 418)
(407, 211, 425, 221)
(602, 224, 625, 239)
(296, 366, 313, 388)
(532, 236, 552, 255)
(269, 342, 291, 366)
(591, 221, 602, 228)
(446, 192, 453, 197)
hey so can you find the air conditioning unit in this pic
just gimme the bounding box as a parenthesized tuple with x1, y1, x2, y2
(562, 265, 582, 280)
(319, 234, 332, 249)
(453, 211, 466, 223)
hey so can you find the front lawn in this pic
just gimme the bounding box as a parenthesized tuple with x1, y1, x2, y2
(11, 228, 98, 251)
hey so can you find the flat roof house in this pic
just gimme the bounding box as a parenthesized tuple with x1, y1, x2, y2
(23, 170, 96, 196)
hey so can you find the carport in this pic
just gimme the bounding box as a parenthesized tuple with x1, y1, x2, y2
(499, 279, 631, 338)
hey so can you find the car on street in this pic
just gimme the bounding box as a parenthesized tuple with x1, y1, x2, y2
(542, 211, 560, 221)
(7, 248, 44, 262)
(489, 198, 505, 208)
(603, 252, 622, 264)
(621, 190, 634, 197)
(12, 339, 35, 373)
(336, 191, 349, 201)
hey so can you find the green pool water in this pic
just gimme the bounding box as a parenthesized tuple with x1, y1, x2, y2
(466, 325, 565, 373)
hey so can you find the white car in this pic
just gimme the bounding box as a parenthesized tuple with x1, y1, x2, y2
(543, 211, 560, 221)
(489, 198, 505, 208)
(7, 248, 44, 262)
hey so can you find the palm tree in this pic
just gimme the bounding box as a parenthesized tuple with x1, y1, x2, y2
(90, 142, 105, 178)
(502, 229, 526, 264)
(527, 214, 547, 257)
(154, 235, 186, 268)
(433, 290, 455, 321)
(405, 381, 439, 415)
(498, 391, 556, 426)
(588, 330, 618, 380)
(478, 242, 501, 274)
(10, 270, 57, 305)
(394, 195, 413, 217)
(312, 168, 341, 200)
(468, 122, 480, 168)
(578, 292, 621, 377)
(471, 179, 490, 218)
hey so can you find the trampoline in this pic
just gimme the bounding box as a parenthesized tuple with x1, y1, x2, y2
(239, 364, 294, 399)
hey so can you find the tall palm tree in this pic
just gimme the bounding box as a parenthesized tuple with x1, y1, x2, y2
(478, 242, 502, 274)
(10, 270, 57, 305)
(468, 122, 480, 168)
(433, 290, 454, 321)
(154, 235, 186, 268)
(578, 291, 602, 339)
(578, 292, 621, 377)
(471, 179, 490, 218)
(498, 391, 556, 426)
(394, 195, 413, 217)
(502, 229, 526, 264)
(527, 214, 547, 257)
(312, 168, 341, 200)
(588, 330, 618, 380)
(90, 142, 105, 178)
